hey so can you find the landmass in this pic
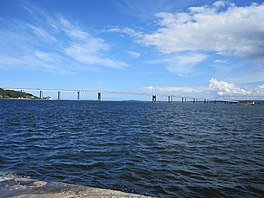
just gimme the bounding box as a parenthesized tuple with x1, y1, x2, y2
(0, 88, 39, 99)
(0, 173, 150, 198)
(238, 101, 264, 106)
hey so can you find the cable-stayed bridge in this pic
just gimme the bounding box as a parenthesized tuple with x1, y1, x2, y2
(2, 87, 239, 104)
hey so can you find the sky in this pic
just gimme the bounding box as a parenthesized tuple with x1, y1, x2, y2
(0, 0, 264, 100)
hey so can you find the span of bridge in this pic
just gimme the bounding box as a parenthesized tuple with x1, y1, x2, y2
(2, 87, 238, 104)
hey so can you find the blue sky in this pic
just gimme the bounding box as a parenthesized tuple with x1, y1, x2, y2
(1, 0, 264, 100)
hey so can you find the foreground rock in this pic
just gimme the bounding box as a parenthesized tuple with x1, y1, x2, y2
(0, 174, 151, 198)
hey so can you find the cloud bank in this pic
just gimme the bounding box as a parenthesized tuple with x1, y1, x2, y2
(109, 1, 264, 76)
(111, 1, 264, 58)
(209, 78, 251, 96)
(209, 78, 264, 97)
(143, 78, 264, 99)
(140, 1, 264, 57)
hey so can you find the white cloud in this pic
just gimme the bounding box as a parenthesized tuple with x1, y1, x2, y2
(209, 78, 254, 96)
(255, 84, 264, 96)
(258, 84, 264, 89)
(214, 59, 227, 64)
(0, 7, 128, 73)
(0, 52, 73, 74)
(127, 51, 140, 58)
(35, 51, 56, 62)
(141, 78, 264, 99)
(209, 78, 264, 98)
(57, 18, 128, 69)
(107, 27, 143, 39)
(59, 17, 90, 41)
(213, 1, 227, 8)
(64, 40, 127, 69)
(27, 24, 56, 42)
(166, 53, 206, 75)
(147, 53, 206, 75)
(115, 2, 264, 58)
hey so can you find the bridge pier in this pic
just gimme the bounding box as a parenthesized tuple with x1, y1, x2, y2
(193, 98, 196, 104)
(58, 91, 61, 100)
(152, 95, 157, 103)
(168, 96, 171, 103)
(98, 92, 101, 101)
(39, 91, 43, 99)
(77, 91, 80, 100)
(182, 97, 184, 103)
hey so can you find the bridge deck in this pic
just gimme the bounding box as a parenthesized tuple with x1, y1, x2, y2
(2, 87, 239, 103)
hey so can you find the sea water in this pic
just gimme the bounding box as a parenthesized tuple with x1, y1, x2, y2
(0, 100, 264, 197)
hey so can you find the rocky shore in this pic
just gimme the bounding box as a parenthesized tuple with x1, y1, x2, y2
(0, 174, 151, 198)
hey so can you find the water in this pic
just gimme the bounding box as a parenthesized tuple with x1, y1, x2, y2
(0, 100, 264, 197)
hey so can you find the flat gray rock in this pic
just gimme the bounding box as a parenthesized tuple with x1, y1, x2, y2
(0, 174, 151, 198)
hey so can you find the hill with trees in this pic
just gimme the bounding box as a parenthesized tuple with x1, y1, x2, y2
(0, 88, 38, 99)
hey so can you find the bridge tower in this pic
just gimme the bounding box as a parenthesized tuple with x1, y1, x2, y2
(77, 91, 80, 100)
(151, 85, 157, 103)
(168, 96, 172, 103)
(39, 91, 43, 99)
(98, 92, 101, 101)
(58, 91, 61, 100)
(152, 95, 157, 103)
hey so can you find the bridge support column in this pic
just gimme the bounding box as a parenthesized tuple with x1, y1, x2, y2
(182, 97, 184, 103)
(204, 99, 206, 104)
(152, 95, 156, 103)
(58, 91, 61, 100)
(98, 92, 101, 101)
(168, 96, 171, 103)
(77, 91, 80, 100)
(39, 91, 43, 99)
(193, 98, 196, 104)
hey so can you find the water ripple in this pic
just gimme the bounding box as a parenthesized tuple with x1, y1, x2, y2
(1, 100, 264, 197)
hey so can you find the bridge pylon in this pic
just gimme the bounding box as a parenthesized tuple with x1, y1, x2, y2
(98, 92, 101, 101)
(152, 95, 157, 103)
(77, 91, 80, 100)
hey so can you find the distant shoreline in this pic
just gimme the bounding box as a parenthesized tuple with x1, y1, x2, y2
(239, 103, 264, 106)
(0, 98, 45, 100)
